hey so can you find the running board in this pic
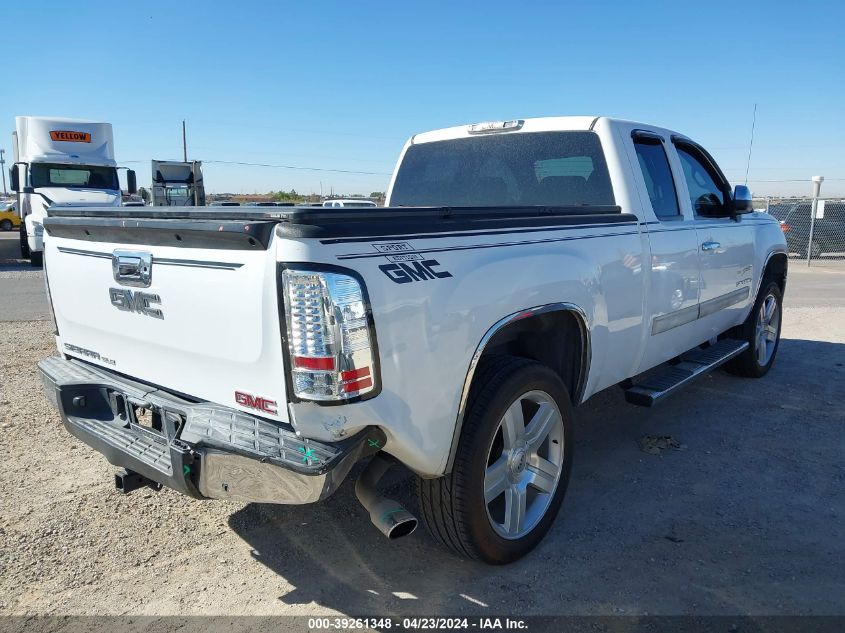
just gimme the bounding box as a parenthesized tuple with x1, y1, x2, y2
(624, 339, 749, 407)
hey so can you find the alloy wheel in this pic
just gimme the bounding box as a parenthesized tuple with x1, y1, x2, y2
(754, 293, 780, 367)
(484, 390, 565, 539)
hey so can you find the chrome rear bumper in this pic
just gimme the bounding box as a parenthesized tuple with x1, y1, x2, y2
(39, 356, 383, 504)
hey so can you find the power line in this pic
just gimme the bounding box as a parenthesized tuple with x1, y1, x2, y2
(117, 159, 843, 183)
(119, 158, 391, 176)
(204, 160, 392, 176)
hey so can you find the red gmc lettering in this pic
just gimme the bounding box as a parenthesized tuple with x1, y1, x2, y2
(234, 390, 277, 414)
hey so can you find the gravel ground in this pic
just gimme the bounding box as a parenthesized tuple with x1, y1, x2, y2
(0, 271, 843, 616)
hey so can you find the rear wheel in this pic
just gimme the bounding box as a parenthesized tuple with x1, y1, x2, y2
(417, 357, 574, 564)
(0, 219, 12, 231)
(725, 281, 782, 378)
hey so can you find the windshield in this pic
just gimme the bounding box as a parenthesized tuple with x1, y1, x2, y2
(164, 186, 190, 199)
(390, 131, 614, 207)
(30, 163, 119, 190)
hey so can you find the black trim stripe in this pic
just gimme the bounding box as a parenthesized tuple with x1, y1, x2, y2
(56, 247, 110, 260)
(647, 221, 766, 234)
(325, 220, 640, 246)
(646, 226, 698, 234)
(154, 257, 244, 270)
(336, 230, 641, 260)
(57, 246, 243, 270)
(319, 213, 639, 245)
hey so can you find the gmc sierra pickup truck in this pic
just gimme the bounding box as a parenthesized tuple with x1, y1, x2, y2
(38, 116, 788, 564)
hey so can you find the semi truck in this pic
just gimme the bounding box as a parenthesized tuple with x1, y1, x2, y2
(8, 116, 136, 266)
(151, 160, 205, 207)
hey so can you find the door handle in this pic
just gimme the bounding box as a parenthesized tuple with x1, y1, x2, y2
(701, 241, 721, 252)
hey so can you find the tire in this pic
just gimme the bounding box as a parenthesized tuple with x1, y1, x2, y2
(0, 219, 11, 231)
(725, 281, 783, 378)
(30, 250, 43, 267)
(20, 224, 30, 259)
(417, 356, 574, 564)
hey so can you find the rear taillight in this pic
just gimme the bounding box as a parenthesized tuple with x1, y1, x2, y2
(780, 221, 791, 233)
(281, 268, 379, 402)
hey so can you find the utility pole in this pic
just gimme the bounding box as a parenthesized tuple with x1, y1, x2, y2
(0, 149, 6, 196)
(182, 120, 188, 162)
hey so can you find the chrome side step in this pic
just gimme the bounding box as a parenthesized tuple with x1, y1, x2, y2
(625, 339, 749, 407)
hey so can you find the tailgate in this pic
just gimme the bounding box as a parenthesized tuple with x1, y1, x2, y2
(43, 215, 289, 423)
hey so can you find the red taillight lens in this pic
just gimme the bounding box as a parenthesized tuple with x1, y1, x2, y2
(339, 366, 373, 393)
(780, 222, 791, 233)
(341, 377, 374, 393)
(294, 356, 335, 371)
(340, 367, 371, 381)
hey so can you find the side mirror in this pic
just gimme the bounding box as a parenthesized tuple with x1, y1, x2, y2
(9, 166, 18, 192)
(732, 184, 753, 214)
(126, 169, 137, 195)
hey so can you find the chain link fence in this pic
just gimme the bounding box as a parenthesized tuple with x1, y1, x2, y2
(755, 197, 845, 263)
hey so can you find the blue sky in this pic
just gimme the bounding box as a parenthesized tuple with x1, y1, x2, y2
(3, 0, 844, 197)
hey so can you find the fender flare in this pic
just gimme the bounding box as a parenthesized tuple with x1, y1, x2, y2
(443, 302, 591, 474)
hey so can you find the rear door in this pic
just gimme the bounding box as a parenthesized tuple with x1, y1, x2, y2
(626, 129, 702, 372)
(673, 141, 755, 336)
(43, 215, 290, 422)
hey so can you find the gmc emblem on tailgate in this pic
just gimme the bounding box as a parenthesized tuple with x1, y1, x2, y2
(109, 288, 164, 319)
(235, 391, 278, 415)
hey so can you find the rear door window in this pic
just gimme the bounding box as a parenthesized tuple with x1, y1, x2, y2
(633, 137, 680, 219)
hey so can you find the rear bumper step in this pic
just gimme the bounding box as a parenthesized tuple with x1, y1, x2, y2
(624, 339, 749, 407)
(39, 356, 383, 504)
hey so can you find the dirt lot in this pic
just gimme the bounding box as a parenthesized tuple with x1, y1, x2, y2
(0, 262, 843, 617)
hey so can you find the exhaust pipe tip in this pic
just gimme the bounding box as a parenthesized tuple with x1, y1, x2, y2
(372, 503, 418, 540)
(355, 453, 419, 540)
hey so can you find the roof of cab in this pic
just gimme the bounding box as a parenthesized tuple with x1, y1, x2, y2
(409, 116, 683, 145)
(411, 116, 599, 145)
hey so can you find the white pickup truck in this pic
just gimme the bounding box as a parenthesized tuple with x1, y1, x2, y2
(38, 116, 788, 564)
